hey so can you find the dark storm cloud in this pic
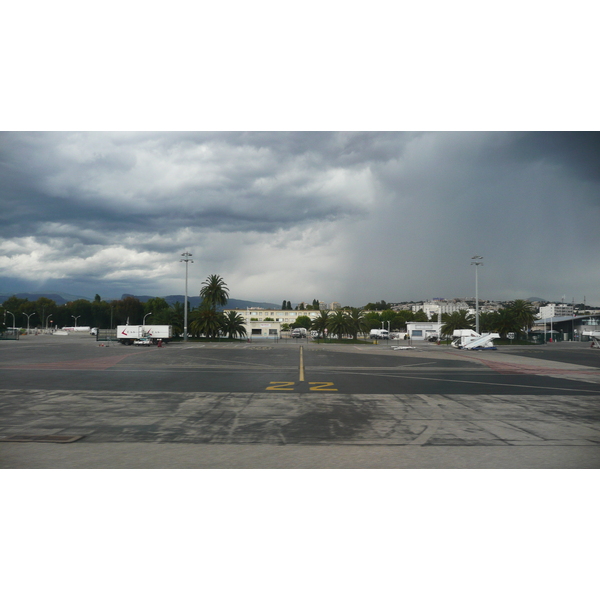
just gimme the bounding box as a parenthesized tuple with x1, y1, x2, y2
(476, 132, 600, 185)
(1, 132, 599, 305)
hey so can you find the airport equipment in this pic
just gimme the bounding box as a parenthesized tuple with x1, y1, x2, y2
(583, 330, 600, 348)
(452, 329, 500, 350)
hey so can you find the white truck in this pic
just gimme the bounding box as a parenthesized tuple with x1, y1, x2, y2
(291, 328, 308, 338)
(370, 329, 389, 339)
(116, 325, 172, 345)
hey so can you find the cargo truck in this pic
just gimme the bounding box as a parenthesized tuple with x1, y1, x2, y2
(116, 325, 172, 345)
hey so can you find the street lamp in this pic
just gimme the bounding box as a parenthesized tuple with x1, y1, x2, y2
(22, 312, 35, 334)
(180, 252, 193, 342)
(5, 310, 15, 330)
(143, 312, 152, 326)
(471, 256, 483, 334)
(46, 314, 53, 330)
(71, 314, 81, 328)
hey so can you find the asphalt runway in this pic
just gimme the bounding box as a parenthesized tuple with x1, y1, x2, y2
(1, 334, 599, 468)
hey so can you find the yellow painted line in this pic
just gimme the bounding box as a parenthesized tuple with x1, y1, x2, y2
(299, 346, 305, 382)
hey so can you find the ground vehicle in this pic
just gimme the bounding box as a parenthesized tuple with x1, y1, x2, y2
(291, 328, 307, 338)
(117, 325, 172, 345)
(583, 330, 600, 348)
(133, 337, 152, 345)
(451, 329, 499, 350)
(369, 329, 389, 339)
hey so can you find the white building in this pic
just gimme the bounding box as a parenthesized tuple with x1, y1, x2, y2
(412, 301, 470, 320)
(244, 307, 320, 328)
(406, 321, 442, 341)
(539, 304, 573, 319)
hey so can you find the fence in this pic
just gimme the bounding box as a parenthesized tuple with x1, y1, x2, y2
(0, 329, 20, 340)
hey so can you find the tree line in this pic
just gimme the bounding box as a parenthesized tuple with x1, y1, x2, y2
(1, 276, 538, 341)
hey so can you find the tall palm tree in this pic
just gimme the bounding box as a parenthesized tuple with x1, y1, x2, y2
(346, 307, 367, 340)
(441, 310, 474, 337)
(200, 274, 229, 309)
(328, 310, 350, 339)
(311, 310, 330, 339)
(221, 310, 247, 339)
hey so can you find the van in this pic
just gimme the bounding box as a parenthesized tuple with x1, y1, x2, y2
(369, 329, 389, 339)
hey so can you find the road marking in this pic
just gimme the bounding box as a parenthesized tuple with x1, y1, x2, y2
(315, 369, 599, 394)
(266, 382, 295, 391)
(299, 346, 305, 382)
(308, 382, 338, 391)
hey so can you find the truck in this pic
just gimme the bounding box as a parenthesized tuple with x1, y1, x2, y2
(369, 329, 389, 339)
(291, 328, 308, 338)
(116, 325, 173, 345)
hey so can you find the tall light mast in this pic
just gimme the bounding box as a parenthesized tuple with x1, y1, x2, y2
(180, 252, 193, 342)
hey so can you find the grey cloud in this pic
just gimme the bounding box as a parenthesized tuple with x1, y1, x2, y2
(1, 132, 599, 306)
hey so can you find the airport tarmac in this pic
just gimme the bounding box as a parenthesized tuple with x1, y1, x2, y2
(1, 333, 599, 468)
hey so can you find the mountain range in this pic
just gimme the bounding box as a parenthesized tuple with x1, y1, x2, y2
(121, 295, 280, 310)
(0, 291, 280, 310)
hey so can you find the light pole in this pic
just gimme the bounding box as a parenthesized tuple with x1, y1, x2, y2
(46, 314, 53, 330)
(180, 252, 193, 342)
(5, 310, 15, 330)
(22, 312, 35, 334)
(72, 314, 81, 328)
(471, 256, 483, 334)
(143, 312, 152, 326)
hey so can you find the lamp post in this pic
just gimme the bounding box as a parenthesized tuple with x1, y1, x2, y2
(22, 312, 35, 334)
(46, 314, 53, 330)
(471, 256, 483, 334)
(5, 310, 15, 330)
(72, 314, 81, 328)
(180, 252, 193, 342)
(143, 312, 152, 330)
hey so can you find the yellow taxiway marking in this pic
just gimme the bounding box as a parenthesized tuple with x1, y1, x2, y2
(299, 346, 305, 382)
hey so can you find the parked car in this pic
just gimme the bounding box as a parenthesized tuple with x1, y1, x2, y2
(133, 337, 151, 345)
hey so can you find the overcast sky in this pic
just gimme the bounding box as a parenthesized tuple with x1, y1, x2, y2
(1, 131, 598, 306)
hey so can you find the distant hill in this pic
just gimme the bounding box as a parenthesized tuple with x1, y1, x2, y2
(527, 297, 546, 303)
(121, 294, 280, 310)
(0, 292, 92, 305)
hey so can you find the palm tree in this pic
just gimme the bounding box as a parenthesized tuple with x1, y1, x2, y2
(311, 310, 330, 339)
(190, 303, 224, 339)
(221, 311, 247, 339)
(441, 310, 474, 337)
(478, 311, 498, 334)
(200, 274, 229, 309)
(508, 299, 536, 335)
(346, 307, 367, 340)
(328, 310, 350, 339)
(494, 308, 520, 339)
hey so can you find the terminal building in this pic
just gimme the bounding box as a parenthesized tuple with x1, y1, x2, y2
(533, 315, 600, 342)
